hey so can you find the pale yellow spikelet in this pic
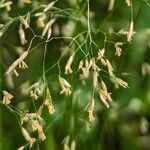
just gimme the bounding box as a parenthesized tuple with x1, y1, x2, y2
(35, 13, 46, 28)
(14, 69, 19, 77)
(47, 27, 52, 39)
(30, 82, 41, 100)
(99, 81, 112, 108)
(17, 145, 25, 150)
(62, 135, 70, 150)
(31, 120, 43, 132)
(93, 71, 99, 88)
(100, 96, 110, 108)
(2, 91, 13, 105)
(88, 58, 95, 70)
(21, 112, 43, 125)
(19, 13, 30, 29)
(48, 105, 55, 114)
(59, 76, 72, 95)
(106, 59, 114, 77)
(101, 81, 107, 91)
(127, 21, 134, 42)
(28, 138, 36, 148)
(38, 131, 46, 141)
(86, 99, 95, 122)
(44, 87, 55, 114)
(2, 1, 13, 11)
(18, 23, 27, 45)
(43, 1, 56, 13)
(21, 127, 36, 148)
(108, 0, 115, 11)
(70, 140, 76, 150)
(0, 31, 3, 37)
(42, 18, 56, 38)
(5, 51, 28, 76)
(36, 17, 45, 28)
(115, 77, 128, 88)
(79, 59, 92, 79)
(81, 67, 89, 79)
(125, 0, 131, 7)
(78, 60, 83, 70)
(65, 54, 74, 74)
(97, 49, 106, 66)
(115, 42, 123, 56)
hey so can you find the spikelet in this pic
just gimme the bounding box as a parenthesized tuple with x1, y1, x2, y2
(30, 119, 46, 141)
(106, 59, 114, 77)
(42, 18, 56, 39)
(18, 23, 27, 45)
(2, 91, 13, 104)
(62, 135, 70, 150)
(70, 140, 76, 150)
(78, 60, 83, 70)
(21, 127, 36, 148)
(38, 131, 46, 141)
(59, 76, 72, 96)
(35, 13, 46, 28)
(99, 81, 112, 108)
(86, 99, 95, 122)
(65, 54, 74, 74)
(108, 0, 115, 11)
(17, 145, 25, 150)
(114, 77, 128, 88)
(125, 0, 131, 7)
(127, 21, 134, 42)
(43, 1, 56, 13)
(30, 82, 41, 100)
(5, 51, 28, 76)
(31, 120, 42, 132)
(21, 112, 43, 125)
(97, 49, 106, 66)
(44, 87, 55, 114)
(93, 71, 99, 88)
(115, 42, 123, 56)
(2, 1, 13, 11)
(79, 59, 91, 79)
(91, 58, 101, 72)
(19, 13, 30, 29)
(47, 27, 52, 39)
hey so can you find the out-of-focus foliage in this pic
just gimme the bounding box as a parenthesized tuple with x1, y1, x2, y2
(0, 0, 150, 150)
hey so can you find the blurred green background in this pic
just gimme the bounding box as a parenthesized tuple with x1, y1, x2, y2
(0, 0, 150, 150)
